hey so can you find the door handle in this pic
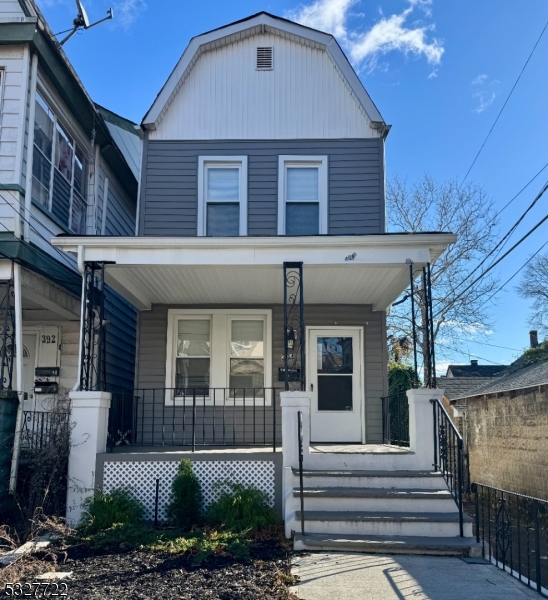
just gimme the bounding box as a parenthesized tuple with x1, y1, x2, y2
(311, 383, 314, 392)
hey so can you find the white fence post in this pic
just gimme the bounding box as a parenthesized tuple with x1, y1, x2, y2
(407, 387, 444, 471)
(66, 391, 111, 527)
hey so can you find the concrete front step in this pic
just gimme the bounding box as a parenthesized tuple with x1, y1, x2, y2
(294, 533, 482, 557)
(292, 510, 473, 538)
(292, 487, 456, 512)
(291, 468, 446, 489)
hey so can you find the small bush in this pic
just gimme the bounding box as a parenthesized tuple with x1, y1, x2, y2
(206, 483, 278, 533)
(80, 488, 143, 534)
(166, 459, 203, 530)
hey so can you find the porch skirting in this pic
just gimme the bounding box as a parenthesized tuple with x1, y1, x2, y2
(95, 451, 282, 520)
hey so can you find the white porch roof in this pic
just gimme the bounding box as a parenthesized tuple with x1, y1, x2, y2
(52, 234, 456, 311)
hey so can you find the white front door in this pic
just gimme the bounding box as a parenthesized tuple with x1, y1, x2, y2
(308, 328, 364, 443)
(12, 333, 38, 411)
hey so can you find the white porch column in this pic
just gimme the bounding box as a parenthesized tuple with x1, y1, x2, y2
(281, 391, 311, 469)
(66, 391, 111, 527)
(407, 387, 444, 471)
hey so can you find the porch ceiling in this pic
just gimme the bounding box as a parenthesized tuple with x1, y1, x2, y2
(51, 234, 456, 311)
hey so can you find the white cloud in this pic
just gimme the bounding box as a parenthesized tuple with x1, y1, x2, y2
(472, 73, 487, 85)
(113, 0, 146, 30)
(286, 0, 444, 73)
(473, 90, 496, 113)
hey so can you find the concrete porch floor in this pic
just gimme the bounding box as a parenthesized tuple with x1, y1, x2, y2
(310, 444, 412, 454)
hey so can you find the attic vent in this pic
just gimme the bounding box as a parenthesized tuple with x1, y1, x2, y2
(256, 47, 273, 70)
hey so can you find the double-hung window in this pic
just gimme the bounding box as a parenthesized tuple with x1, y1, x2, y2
(32, 92, 87, 234)
(197, 157, 248, 236)
(166, 309, 271, 404)
(278, 156, 328, 235)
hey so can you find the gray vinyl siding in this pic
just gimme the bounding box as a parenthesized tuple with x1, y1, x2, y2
(104, 178, 135, 236)
(140, 139, 384, 237)
(104, 287, 137, 391)
(135, 304, 387, 443)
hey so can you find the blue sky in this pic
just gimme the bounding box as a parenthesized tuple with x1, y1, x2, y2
(38, 0, 548, 370)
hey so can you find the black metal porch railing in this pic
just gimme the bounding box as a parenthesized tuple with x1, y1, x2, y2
(472, 483, 548, 597)
(431, 398, 464, 537)
(107, 388, 282, 452)
(20, 411, 71, 455)
(381, 392, 410, 447)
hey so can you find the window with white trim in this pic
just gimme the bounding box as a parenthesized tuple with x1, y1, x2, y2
(278, 156, 328, 235)
(197, 157, 248, 236)
(32, 91, 88, 234)
(166, 309, 272, 404)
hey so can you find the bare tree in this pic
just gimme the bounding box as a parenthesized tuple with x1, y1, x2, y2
(387, 175, 499, 375)
(516, 253, 548, 339)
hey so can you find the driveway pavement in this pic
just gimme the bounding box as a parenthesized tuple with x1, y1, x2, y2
(291, 552, 541, 600)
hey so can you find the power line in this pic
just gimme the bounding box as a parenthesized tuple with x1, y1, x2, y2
(461, 18, 548, 184)
(466, 340, 522, 352)
(436, 193, 548, 317)
(468, 354, 507, 365)
(493, 160, 548, 218)
(481, 238, 548, 308)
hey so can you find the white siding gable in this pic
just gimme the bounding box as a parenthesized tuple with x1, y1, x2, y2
(150, 33, 379, 141)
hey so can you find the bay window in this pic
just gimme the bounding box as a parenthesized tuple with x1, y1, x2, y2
(32, 92, 87, 234)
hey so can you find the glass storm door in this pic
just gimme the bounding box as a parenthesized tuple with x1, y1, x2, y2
(309, 328, 363, 443)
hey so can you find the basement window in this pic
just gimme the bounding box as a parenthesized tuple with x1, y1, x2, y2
(256, 47, 273, 70)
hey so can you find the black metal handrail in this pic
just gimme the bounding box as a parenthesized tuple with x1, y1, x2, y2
(431, 398, 464, 537)
(107, 388, 281, 452)
(297, 410, 305, 536)
(20, 410, 71, 454)
(381, 392, 409, 447)
(472, 483, 548, 597)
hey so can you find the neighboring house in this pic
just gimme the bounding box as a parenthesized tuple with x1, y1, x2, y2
(445, 359, 507, 378)
(0, 1, 139, 440)
(449, 358, 548, 500)
(54, 13, 480, 554)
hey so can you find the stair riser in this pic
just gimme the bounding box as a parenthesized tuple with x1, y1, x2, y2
(289, 518, 473, 538)
(295, 476, 445, 489)
(306, 454, 420, 471)
(293, 540, 473, 556)
(293, 497, 457, 512)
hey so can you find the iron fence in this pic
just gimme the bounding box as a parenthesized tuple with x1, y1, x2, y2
(20, 411, 71, 456)
(107, 388, 282, 452)
(472, 483, 548, 597)
(381, 392, 409, 447)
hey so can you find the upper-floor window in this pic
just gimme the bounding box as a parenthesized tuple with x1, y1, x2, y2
(197, 156, 248, 237)
(278, 156, 328, 235)
(32, 92, 87, 234)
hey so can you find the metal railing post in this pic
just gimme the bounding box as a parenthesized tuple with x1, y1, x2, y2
(297, 410, 305, 536)
(457, 438, 464, 537)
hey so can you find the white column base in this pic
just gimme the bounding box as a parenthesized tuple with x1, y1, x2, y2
(407, 388, 444, 471)
(66, 391, 111, 527)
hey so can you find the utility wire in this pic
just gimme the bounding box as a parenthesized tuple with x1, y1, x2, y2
(480, 238, 548, 308)
(467, 354, 506, 365)
(436, 193, 548, 317)
(445, 180, 548, 304)
(462, 18, 548, 184)
(493, 160, 548, 219)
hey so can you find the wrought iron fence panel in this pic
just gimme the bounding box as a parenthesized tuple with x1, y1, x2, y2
(472, 483, 548, 596)
(381, 392, 409, 447)
(20, 410, 71, 455)
(107, 388, 282, 452)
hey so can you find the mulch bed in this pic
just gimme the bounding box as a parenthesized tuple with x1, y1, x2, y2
(27, 540, 295, 600)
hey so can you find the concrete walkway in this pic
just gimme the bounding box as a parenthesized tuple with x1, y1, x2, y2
(291, 552, 541, 600)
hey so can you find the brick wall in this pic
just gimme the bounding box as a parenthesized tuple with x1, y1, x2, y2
(466, 384, 548, 499)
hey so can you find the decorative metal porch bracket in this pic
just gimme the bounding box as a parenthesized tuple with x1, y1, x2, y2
(0, 279, 16, 390)
(283, 262, 305, 392)
(80, 262, 107, 392)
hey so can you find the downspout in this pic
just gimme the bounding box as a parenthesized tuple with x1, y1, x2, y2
(9, 263, 24, 493)
(23, 54, 38, 242)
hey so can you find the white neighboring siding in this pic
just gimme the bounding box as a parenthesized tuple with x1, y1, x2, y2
(150, 33, 378, 141)
(0, 0, 25, 19)
(0, 45, 27, 184)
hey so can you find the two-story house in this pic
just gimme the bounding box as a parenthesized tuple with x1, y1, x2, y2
(0, 0, 140, 490)
(54, 13, 478, 555)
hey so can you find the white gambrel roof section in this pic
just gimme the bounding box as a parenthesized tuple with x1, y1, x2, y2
(142, 12, 385, 131)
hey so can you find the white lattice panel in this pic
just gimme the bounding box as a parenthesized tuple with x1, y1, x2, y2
(102, 460, 275, 521)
